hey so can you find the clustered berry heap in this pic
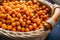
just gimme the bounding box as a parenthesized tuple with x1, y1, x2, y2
(0, 1, 50, 32)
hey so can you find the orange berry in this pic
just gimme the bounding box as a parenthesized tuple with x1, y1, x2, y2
(19, 1, 24, 4)
(7, 25, 12, 30)
(11, 18, 15, 23)
(19, 19, 23, 23)
(20, 16, 23, 19)
(37, 10, 43, 15)
(12, 14, 16, 18)
(26, 16, 30, 20)
(23, 15, 26, 18)
(35, 27, 39, 30)
(15, 8, 20, 12)
(40, 8, 42, 10)
(27, 1, 32, 5)
(8, 11, 12, 14)
(16, 22, 20, 26)
(25, 24, 29, 28)
(8, 2, 12, 5)
(42, 5, 46, 9)
(5, 20, 11, 24)
(11, 22, 16, 26)
(26, 11, 30, 16)
(29, 25, 33, 30)
(30, 13, 34, 17)
(17, 26, 21, 31)
(33, 18, 38, 23)
(1, 8, 5, 13)
(25, 28, 30, 32)
(20, 10, 25, 13)
(27, 20, 31, 24)
(36, 19, 41, 25)
(15, 17, 19, 21)
(0, 14, 5, 18)
(23, 19, 26, 22)
(35, 14, 38, 17)
(15, 1, 19, 4)
(12, 28, 16, 32)
(46, 8, 49, 11)
(20, 6, 24, 10)
(39, 24, 44, 28)
(22, 22, 26, 26)
(32, 15, 36, 19)
(21, 27, 25, 32)
(43, 10, 47, 13)
(12, 9, 16, 13)
(17, 13, 22, 18)
(36, 21, 41, 25)
(7, 16, 12, 20)
(33, 23, 37, 29)
(33, 0, 37, 4)
(2, 20, 5, 23)
(44, 15, 48, 18)
(42, 13, 45, 15)
(2, 24, 7, 29)
(40, 15, 44, 18)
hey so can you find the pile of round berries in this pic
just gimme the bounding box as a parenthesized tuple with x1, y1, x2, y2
(0, 1, 50, 32)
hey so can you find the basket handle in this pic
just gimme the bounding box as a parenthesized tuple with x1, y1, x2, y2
(44, 4, 60, 30)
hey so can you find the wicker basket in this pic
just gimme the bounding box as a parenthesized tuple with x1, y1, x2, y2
(0, 0, 60, 40)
